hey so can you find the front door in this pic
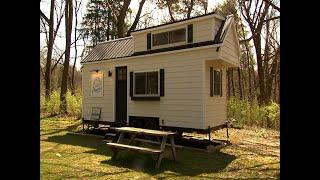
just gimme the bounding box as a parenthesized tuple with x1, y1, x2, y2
(115, 66, 127, 123)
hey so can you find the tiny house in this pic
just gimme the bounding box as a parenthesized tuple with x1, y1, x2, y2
(81, 13, 240, 133)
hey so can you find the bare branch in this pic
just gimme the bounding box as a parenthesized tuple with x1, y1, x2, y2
(40, 9, 50, 24)
(51, 34, 83, 73)
(126, 0, 146, 36)
(106, 0, 118, 23)
(239, 36, 253, 44)
(263, 16, 280, 22)
(262, 0, 280, 12)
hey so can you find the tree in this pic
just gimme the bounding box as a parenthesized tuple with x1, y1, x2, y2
(71, 0, 82, 95)
(80, 0, 111, 46)
(42, 0, 55, 100)
(155, 0, 208, 22)
(60, 0, 73, 112)
(239, 0, 280, 104)
(156, 0, 179, 22)
(41, 0, 65, 99)
(106, 0, 147, 37)
(126, 0, 146, 36)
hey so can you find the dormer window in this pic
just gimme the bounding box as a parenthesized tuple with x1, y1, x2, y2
(152, 28, 186, 47)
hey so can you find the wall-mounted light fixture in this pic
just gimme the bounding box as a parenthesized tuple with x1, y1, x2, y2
(108, 70, 112, 77)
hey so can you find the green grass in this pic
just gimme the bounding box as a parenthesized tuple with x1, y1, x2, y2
(40, 116, 280, 179)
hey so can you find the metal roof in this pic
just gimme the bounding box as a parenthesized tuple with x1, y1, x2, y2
(80, 37, 133, 63)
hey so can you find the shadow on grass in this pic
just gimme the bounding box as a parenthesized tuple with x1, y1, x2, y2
(100, 150, 237, 176)
(46, 133, 105, 149)
(41, 123, 81, 136)
(45, 133, 237, 176)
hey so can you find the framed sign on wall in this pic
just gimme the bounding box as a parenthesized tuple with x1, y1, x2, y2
(91, 71, 103, 97)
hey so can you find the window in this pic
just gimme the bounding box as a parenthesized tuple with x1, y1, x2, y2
(134, 71, 159, 96)
(169, 28, 186, 43)
(210, 68, 222, 96)
(152, 28, 186, 46)
(117, 68, 127, 80)
(152, 32, 168, 46)
(213, 70, 222, 96)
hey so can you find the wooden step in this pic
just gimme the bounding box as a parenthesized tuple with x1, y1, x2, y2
(106, 142, 163, 154)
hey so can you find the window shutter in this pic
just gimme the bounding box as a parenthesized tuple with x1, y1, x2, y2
(147, 33, 151, 50)
(187, 24, 193, 43)
(130, 72, 133, 97)
(210, 67, 213, 97)
(220, 70, 223, 97)
(160, 69, 165, 96)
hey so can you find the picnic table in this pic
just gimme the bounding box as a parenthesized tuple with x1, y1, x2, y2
(106, 127, 177, 169)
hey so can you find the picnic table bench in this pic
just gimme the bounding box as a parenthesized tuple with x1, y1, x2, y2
(106, 127, 177, 169)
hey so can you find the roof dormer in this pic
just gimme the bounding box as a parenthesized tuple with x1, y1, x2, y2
(131, 12, 225, 53)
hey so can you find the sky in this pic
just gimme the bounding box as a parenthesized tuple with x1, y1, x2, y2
(40, 0, 225, 70)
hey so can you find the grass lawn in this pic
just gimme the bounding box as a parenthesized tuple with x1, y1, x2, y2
(40, 116, 280, 179)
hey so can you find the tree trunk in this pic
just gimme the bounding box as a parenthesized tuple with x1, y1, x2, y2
(253, 36, 266, 105)
(273, 70, 277, 102)
(241, 24, 252, 100)
(167, 1, 175, 22)
(277, 64, 280, 103)
(44, 0, 55, 100)
(186, 0, 194, 19)
(237, 67, 243, 100)
(247, 55, 252, 100)
(126, 0, 146, 37)
(71, 0, 79, 95)
(107, 9, 110, 41)
(116, 0, 131, 38)
(60, 0, 73, 113)
(231, 68, 235, 97)
(227, 68, 231, 98)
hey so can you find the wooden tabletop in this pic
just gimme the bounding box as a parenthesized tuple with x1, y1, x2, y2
(113, 127, 177, 137)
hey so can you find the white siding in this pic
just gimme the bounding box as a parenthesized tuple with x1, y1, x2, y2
(133, 33, 146, 52)
(82, 47, 220, 129)
(204, 61, 228, 129)
(82, 64, 114, 122)
(192, 18, 214, 43)
(219, 22, 240, 67)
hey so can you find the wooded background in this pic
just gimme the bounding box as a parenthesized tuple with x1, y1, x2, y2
(40, 0, 280, 114)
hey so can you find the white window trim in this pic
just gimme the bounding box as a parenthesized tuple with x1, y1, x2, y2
(151, 27, 187, 48)
(133, 70, 160, 97)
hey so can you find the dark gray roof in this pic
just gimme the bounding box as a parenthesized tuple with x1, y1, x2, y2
(81, 37, 133, 63)
(214, 15, 233, 43)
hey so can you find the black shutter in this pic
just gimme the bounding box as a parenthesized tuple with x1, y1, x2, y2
(147, 33, 151, 50)
(130, 72, 133, 97)
(210, 67, 213, 97)
(187, 24, 193, 43)
(160, 69, 164, 96)
(220, 70, 223, 97)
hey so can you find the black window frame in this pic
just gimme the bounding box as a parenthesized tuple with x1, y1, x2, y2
(152, 28, 186, 47)
(133, 70, 160, 97)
